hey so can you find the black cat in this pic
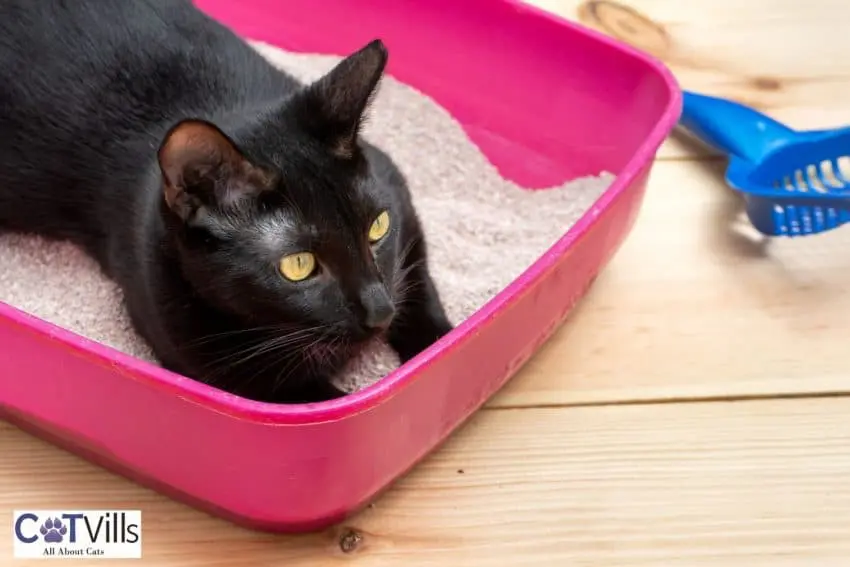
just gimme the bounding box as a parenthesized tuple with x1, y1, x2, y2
(0, 0, 452, 403)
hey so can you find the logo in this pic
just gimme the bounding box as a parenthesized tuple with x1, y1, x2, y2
(12, 510, 142, 560)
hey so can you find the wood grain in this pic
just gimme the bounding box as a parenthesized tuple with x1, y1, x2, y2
(3, 397, 850, 566)
(489, 158, 850, 408)
(531, 0, 850, 159)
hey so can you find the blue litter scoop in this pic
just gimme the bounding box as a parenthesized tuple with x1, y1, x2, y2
(678, 90, 850, 237)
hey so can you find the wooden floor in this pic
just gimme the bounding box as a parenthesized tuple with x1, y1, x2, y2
(4, 1, 850, 565)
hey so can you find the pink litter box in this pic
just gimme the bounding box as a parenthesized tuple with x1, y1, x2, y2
(0, 0, 680, 532)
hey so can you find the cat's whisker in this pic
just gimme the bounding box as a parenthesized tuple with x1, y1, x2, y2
(197, 331, 312, 367)
(314, 335, 342, 370)
(268, 334, 329, 393)
(273, 327, 345, 393)
(396, 237, 418, 265)
(390, 276, 422, 312)
(206, 343, 305, 390)
(393, 239, 419, 276)
(394, 274, 420, 294)
(231, 335, 314, 368)
(392, 256, 424, 295)
(180, 323, 309, 349)
(228, 323, 338, 392)
(242, 343, 308, 392)
(197, 325, 326, 374)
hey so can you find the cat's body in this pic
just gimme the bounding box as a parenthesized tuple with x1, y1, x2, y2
(0, 0, 452, 403)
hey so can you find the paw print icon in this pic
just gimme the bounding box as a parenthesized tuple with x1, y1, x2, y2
(39, 517, 68, 544)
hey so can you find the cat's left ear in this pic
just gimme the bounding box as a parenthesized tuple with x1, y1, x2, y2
(157, 119, 274, 222)
(295, 39, 388, 159)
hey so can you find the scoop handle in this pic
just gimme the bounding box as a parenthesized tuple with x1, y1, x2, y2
(679, 91, 796, 163)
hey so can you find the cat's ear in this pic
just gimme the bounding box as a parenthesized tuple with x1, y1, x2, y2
(157, 119, 274, 221)
(295, 39, 388, 158)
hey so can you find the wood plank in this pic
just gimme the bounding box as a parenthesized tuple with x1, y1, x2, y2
(3, 397, 850, 565)
(524, 0, 850, 159)
(488, 158, 850, 408)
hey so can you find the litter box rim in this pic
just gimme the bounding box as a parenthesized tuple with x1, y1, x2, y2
(0, 0, 682, 426)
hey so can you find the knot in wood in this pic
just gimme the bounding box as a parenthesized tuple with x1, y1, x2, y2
(578, 0, 671, 58)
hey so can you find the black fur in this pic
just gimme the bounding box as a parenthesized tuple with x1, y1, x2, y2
(0, 0, 453, 403)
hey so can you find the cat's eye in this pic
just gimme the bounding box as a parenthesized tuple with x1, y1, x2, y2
(368, 210, 391, 242)
(279, 252, 317, 282)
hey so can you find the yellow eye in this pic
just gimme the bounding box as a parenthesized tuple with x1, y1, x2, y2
(279, 252, 316, 282)
(368, 210, 390, 242)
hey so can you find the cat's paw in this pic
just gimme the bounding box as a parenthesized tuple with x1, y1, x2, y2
(389, 312, 453, 363)
(287, 379, 349, 403)
(39, 517, 68, 544)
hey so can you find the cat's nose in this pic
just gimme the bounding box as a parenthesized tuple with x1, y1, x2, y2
(359, 283, 395, 331)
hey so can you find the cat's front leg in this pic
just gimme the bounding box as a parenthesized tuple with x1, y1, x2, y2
(285, 379, 349, 404)
(388, 261, 453, 363)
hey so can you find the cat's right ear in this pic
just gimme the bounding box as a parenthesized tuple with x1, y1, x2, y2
(157, 119, 274, 222)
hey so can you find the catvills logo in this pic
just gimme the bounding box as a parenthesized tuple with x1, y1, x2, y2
(12, 510, 142, 560)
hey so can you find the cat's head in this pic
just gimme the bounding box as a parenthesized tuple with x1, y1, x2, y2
(156, 39, 409, 351)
